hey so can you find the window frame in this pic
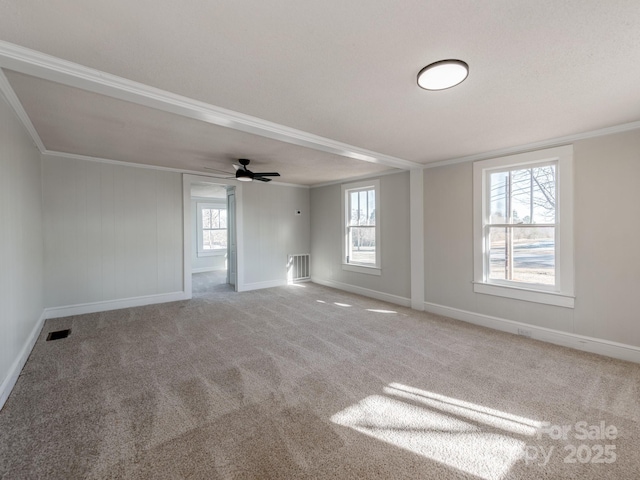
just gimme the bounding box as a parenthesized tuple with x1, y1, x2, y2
(341, 179, 381, 275)
(473, 145, 574, 308)
(196, 201, 228, 257)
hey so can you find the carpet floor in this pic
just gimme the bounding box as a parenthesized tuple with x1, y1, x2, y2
(1, 276, 639, 479)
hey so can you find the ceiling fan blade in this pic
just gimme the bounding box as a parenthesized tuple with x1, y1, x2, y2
(253, 172, 280, 177)
(253, 176, 272, 182)
(232, 164, 242, 171)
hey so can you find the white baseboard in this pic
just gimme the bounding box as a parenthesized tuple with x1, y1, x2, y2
(425, 302, 640, 364)
(191, 267, 225, 274)
(239, 279, 287, 292)
(311, 277, 411, 308)
(44, 291, 189, 319)
(0, 310, 46, 411)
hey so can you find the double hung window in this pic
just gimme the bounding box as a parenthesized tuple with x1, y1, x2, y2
(197, 203, 227, 256)
(473, 145, 574, 307)
(342, 179, 381, 274)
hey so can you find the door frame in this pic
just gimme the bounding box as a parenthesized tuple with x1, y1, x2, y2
(182, 174, 244, 298)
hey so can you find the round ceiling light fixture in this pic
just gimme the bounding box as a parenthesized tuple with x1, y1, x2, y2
(417, 59, 469, 90)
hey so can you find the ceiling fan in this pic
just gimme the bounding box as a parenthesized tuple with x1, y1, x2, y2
(204, 159, 280, 182)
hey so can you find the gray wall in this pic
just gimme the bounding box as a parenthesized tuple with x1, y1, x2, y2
(242, 182, 310, 287)
(0, 97, 44, 393)
(42, 156, 183, 307)
(424, 129, 640, 347)
(310, 171, 411, 300)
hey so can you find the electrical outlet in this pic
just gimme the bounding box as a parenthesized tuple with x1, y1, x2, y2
(517, 328, 532, 338)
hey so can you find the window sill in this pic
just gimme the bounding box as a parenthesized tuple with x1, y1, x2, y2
(342, 264, 381, 276)
(197, 249, 227, 258)
(473, 282, 574, 308)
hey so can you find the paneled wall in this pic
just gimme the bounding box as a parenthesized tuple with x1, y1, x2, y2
(0, 96, 44, 398)
(310, 171, 411, 302)
(424, 129, 640, 348)
(242, 182, 310, 288)
(42, 156, 183, 308)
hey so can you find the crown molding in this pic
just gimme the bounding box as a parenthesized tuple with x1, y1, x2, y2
(0, 67, 46, 152)
(0, 41, 419, 171)
(424, 120, 640, 169)
(41, 150, 309, 188)
(310, 167, 406, 188)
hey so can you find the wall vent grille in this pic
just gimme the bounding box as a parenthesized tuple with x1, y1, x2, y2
(288, 254, 310, 282)
(47, 329, 71, 341)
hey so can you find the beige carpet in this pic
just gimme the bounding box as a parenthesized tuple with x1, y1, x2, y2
(1, 276, 639, 479)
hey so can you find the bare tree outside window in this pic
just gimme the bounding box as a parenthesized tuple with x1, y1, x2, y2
(488, 164, 556, 285)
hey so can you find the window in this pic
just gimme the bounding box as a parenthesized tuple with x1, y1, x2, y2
(342, 179, 381, 275)
(197, 202, 227, 257)
(473, 145, 574, 307)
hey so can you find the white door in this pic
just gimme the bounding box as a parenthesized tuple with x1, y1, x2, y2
(226, 187, 237, 289)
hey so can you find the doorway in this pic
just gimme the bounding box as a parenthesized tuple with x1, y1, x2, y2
(189, 180, 237, 296)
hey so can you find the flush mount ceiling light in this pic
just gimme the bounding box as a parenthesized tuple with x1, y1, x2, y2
(417, 59, 469, 90)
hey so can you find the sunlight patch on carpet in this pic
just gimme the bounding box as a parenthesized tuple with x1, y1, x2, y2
(331, 384, 541, 480)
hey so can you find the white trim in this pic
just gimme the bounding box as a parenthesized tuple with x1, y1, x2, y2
(409, 168, 425, 310)
(0, 41, 419, 171)
(424, 302, 640, 364)
(342, 179, 381, 270)
(191, 267, 222, 274)
(473, 282, 574, 308)
(44, 292, 188, 319)
(43, 151, 308, 188)
(311, 277, 411, 308)
(473, 145, 574, 307)
(44, 150, 241, 177)
(342, 264, 381, 276)
(0, 310, 46, 411)
(239, 279, 287, 292)
(0, 68, 46, 152)
(311, 168, 404, 189)
(424, 120, 640, 169)
(183, 174, 244, 295)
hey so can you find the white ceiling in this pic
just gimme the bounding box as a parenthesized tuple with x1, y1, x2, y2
(1, 1, 639, 185)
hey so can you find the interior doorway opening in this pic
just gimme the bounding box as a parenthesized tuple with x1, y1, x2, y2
(190, 181, 237, 295)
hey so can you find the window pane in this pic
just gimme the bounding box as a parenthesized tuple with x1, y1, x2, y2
(211, 229, 227, 248)
(220, 209, 227, 229)
(359, 190, 366, 225)
(531, 165, 556, 223)
(512, 228, 555, 285)
(488, 226, 506, 281)
(350, 191, 360, 225)
(203, 230, 213, 250)
(366, 189, 375, 225)
(510, 168, 531, 224)
(348, 226, 376, 265)
(348, 189, 375, 226)
(212, 209, 220, 229)
(488, 226, 555, 285)
(489, 171, 508, 223)
(202, 209, 211, 229)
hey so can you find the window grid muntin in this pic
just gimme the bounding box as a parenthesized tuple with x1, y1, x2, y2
(345, 185, 377, 267)
(484, 161, 558, 289)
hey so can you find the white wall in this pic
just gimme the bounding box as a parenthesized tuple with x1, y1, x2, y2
(424, 129, 640, 348)
(242, 182, 310, 288)
(42, 156, 183, 308)
(310, 171, 411, 302)
(0, 96, 44, 405)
